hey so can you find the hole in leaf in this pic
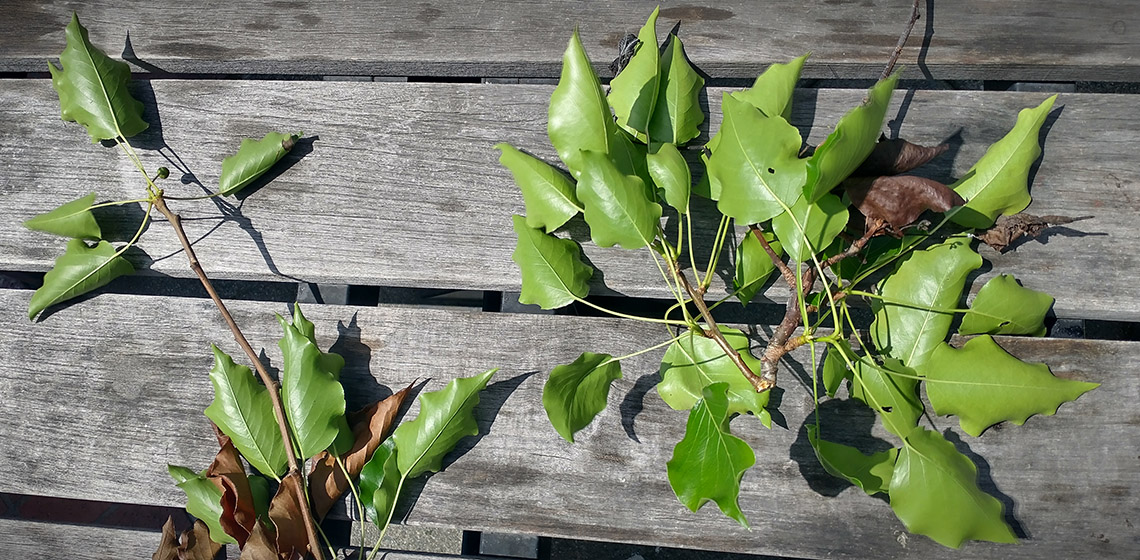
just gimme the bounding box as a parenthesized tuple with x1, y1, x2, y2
(881, 407, 893, 412)
(767, 167, 775, 174)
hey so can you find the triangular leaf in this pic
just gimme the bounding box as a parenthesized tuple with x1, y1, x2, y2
(807, 424, 898, 495)
(218, 131, 301, 196)
(549, 29, 615, 177)
(771, 192, 849, 262)
(950, 95, 1056, 228)
(711, 94, 807, 224)
(48, 13, 148, 142)
(167, 465, 235, 545)
(850, 357, 923, 438)
(959, 274, 1053, 336)
(647, 33, 705, 145)
(890, 427, 1017, 547)
(510, 215, 593, 309)
(646, 142, 691, 213)
(575, 150, 663, 249)
(239, 522, 279, 560)
(608, 7, 660, 139)
(277, 305, 350, 459)
(359, 438, 402, 531)
(542, 352, 623, 442)
(392, 369, 496, 479)
(203, 344, 288, 479)
(496, 143, 581, 232)
(731, 53, 809, 121)
(666, 383, 755, 528)
(658, 327, 769, 418)
(925, 336, 1098, 436)
(28, 238, 134, 320)
(733, 230, 781, 306)
(23, 192, 101, 239)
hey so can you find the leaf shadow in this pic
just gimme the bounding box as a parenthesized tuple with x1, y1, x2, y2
(233, 136, 317, 201)
(620, 371, 661, 443)
(91, 201, 151, 243)
(942, 429, 1030, 539)
(1026, 105, 1065, 192)
(790, 87, 819, 149)
(789, 398, 894, 499)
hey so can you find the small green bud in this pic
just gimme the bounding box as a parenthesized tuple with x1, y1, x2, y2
(156, 167, 170, 180)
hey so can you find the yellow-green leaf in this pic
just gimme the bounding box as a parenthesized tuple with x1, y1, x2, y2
(731, 53, 809, 121)
(28, 239, 134, 320)
(496, 143, 581, 232)
(511, 215, 593, 309)
(808, 425, 897, 495)
(658, 327, 770, 418)
(23, 192, 101, 239)
(608, 7, 660, 139)
(959, 274, 1053, 336)
(277, 305, 350, 459)
(392, 369, 496, 479)
(733, 230, 781, 306)
(647, 34, 705, 145)
(203, 345, 288, 479)
(542, 352, 623, 442)
(218, 131, 301, 196)
(549, 29, 615, 178)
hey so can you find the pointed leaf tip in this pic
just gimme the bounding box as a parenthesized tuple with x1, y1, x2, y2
(23, 192, 102, 239)
(392, 369, 496, 479)
(511, 215, 593, 309)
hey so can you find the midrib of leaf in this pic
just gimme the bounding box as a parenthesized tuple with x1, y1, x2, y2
(727, 116, 782, 207)
(902, 437, 993, 515)
(217, 374, 278, 479)
(59, 253, 121, 300)
(403, 390, 480, 476)
(900, 273, 960, 366)
(675, 334, 720, 388)
(570, 80, 610, 155)
(538, 168, 583, 213)
(522, 232, 577, 296)
(77, 33, 125, 141)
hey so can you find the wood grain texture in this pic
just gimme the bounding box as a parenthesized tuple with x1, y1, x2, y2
(3, 1, 1139, 81)
(0, 289, 1135, 559)
(1, 80, 1135, 319)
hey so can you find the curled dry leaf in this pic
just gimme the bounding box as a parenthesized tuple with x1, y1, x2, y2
(309, 383, 414, 520)
(974, 213, 1092, 252)
(178, 520, 224, 560)
(240, 522, 280, 560)
(207, 432, 258, 548)
(855, 136, 949, 177)
(269, 472, 310, 560)
(845, 175, 965, 236)
(153, 516, 179, 560)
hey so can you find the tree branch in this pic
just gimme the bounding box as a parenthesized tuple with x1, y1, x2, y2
(881, 0, 922, 81)
(749, 225, 797, 289)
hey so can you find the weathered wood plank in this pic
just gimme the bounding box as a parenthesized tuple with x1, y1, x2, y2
(1, 80, 1134, 320)
(3, 1, 1138, 81)
(0, 289, 1134, 559)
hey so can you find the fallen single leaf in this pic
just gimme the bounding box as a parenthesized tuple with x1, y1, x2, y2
(152, 516, 179, 560)
(177, 520, 224, 560)
(974, 213, 1092, 252)
(845, 175, 965, 235)
(309, 383, 413, 520)
(855, 136, 949, 177)
(269, 472, 310, 560)
(239, 522, 280, 560)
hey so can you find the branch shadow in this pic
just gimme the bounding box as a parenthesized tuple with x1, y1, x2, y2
(918, 0, 936, 80)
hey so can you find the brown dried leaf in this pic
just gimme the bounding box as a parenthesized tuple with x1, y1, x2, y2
(309, 383, 414, 521)
(975, 213, 1092, 252)
(152, 516, 180, 560)
(239, 522, 280, 560)
(177, 520, 224, 560)
(845, 175, 965, 235)
(269, 471, 310, 560)
(206, 432, 258, 547)
(855, 136, 949, 177)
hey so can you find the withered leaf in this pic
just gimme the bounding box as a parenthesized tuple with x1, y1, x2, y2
(855, 136, 949, 177)
(269, 472, 310, 560)
(845, 175, 965, 235)
(308, 383, 413, 521)
(177, 520, 223, 560)
(207, 432, 258, 548)
(239, 522, 280, 560)
(152, 516, 179, 560)
(975, 213, 1092, 252)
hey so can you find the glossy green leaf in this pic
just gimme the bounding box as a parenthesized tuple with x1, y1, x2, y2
(804, 74, 898, 202)
(510, 215, 592, 309)
(248, 474, 271, 523)
(203, 344, 288, 479)
(646, 142, 691, 213)
(807, 424, 897, 495)
(358, 438, 400, 529)
(890, 427, 1017, 548)
(392, 369, 496, 479)
(850, 357, 923, 438)
(870, 236, 982, 371)
(959, 274, 1053, 336)
(647, 33, 705, 145)
(495, 143, 581, 232)
(666, 383, 755, 528)
(549, 29, 615, 177)
(48, 14, 148, 142)
(608, 7, 659, 139)
(731, 53, 809, 121)
(710, 94, 807, 224)
(771, 193, 849, 262)
(575, 150, 662, 249)
(926, 336, 1098, 436)
(950, 95, 1056, 228)
(733, 230, 781, 306)
(28, 239, 134, 320)
(278, 306, 350, 459)
(542, 352, 623, 442)
(218, 131, 301, 196)
(822, 340, 856, 398)
(288, 302, 347, 382)
(658, 327, 769, 418)
(23, 192, 101, 239)
(167, 465, 235, 545)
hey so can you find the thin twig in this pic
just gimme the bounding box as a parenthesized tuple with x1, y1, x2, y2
(749, 225, 796, 289)
(881, 0, 922, 81)
(152, 193, 325, 560)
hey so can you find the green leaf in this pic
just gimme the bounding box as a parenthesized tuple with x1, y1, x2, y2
(666, 383, 755, 528)
(575, 150, 663, 249)
(770, 193, 849, 262)
(28, 239, 134, 320)
(510, 215, 593, 309)
(925, 336, 1098, 436)
(549, 29, 615, 177)
(807, 424, 897, 495)
(608, 7, 660, 139)
(277, 306, 350, 459)
(647, 34, 705, 145)
(950, 95, 1056, 228)
(542, 352, 623, 442)
(495, 143, 581, 232)
(23, 192, 101, 239)
(646, 142, 691, 213)
(890, 427, 1017, 548)
(248, 474, 271, 524)
(358, 438, 401, 529)
(288, 303, 347, 381)
(850, 357, 923, 438)
(203, 344, 288, 479)
(822, 340, 856, 398)
(870, 236, 982, 371)
(658, 327, 769, 418)
(167, 465, 235, 545)
(733, 230, 781, 306)
(710, 94, 807, 224)
(48, 13, 148, 142)
(731, 53, 809, 121)
(392, 369, 496, 479)
(804, 74, 898, 203)
(218, 131, 301, 196)
(959, 274, 1053, 336)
